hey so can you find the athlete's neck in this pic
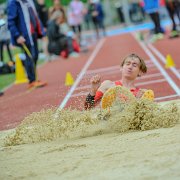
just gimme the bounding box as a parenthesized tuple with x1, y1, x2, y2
(121, 77, 136, 89)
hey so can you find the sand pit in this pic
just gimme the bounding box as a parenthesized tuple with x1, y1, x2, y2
(0, 99, 180, 179)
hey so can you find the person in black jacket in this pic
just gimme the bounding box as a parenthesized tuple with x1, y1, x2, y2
(35, 0, 48, 29)
(47, 11, 75, 57)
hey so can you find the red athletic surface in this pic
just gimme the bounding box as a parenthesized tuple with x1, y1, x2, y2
(0, 33, 179, 130)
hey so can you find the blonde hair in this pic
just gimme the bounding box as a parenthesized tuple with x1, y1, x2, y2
(121, 53, 147, 74)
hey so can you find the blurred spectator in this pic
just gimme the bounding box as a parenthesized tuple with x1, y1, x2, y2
(35, 0, 49, 60)
(0, 60, 15, 75)
(67, 0, 86, 44)
(60, 19, 81, 57)
(143, 0, 164, 38)
(114, 1, 125, 24)
(0, 91, 4, 96)
(165, 0, 180, 38)
(0, 11, 14, 63)
(88, 0, 106, 38)
(35, 0, 48, 29)
(7, 0, 47, 90)
(49, 0, 66, 23)
(0, 16, 6, 27)
(129, 1, 144, 23)
(139, 0, 146, 18)
(160, 0, 166, 6)
(47, 11, 80, 58)
(84, 9, 91, 30)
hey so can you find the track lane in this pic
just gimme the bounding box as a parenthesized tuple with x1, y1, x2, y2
(0, 32, 179, 130)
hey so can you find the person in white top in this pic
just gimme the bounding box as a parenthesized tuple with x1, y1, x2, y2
(67, 0, 86, 43)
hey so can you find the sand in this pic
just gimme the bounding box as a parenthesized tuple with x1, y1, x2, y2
(0, 99, 180, 180)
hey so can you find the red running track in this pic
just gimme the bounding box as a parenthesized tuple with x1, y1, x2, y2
(0, 33, 179, 130)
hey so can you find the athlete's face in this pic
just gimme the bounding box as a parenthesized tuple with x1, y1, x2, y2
(121, 57, 141, 80)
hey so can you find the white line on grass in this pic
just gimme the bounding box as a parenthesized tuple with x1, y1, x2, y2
(132, 33, 180, 96)
(148, 43, 180, 79)
(1, 83, 14, 92)
(59, 38, 106, 109)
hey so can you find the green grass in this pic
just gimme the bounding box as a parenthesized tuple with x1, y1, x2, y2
(3, 47, 22, 63)
(0, 47, 45, 91)
(0, 74, 15, 90)
(0, 47, 19, 91)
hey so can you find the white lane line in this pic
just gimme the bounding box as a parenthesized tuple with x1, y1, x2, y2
(1, 83, 14, 92)
(72, 78, 166, 97)
(148, 43, 180, 79)
(132, 33, 180, 95)
(86, 65, 120, 74)
(136, 78, 166, 86)
(77, 73, 163, 91)
(138, 72, 162, 79)
(59, 38, 106, 109)
(155, 94, 179, 101)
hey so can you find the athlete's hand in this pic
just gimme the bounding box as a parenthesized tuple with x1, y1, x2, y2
(17, 36, 26, 45)
(90, 74, 101, 96)
(98, 80, 114, 93)
(136, 89, 146, 99)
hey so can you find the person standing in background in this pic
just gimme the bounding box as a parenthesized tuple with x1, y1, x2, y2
(35, 0, 48, 29)
(88, 0, 106, 38)
(84, 8, 91, 30)
(35, 0, 49, 60)
(165, 0, 180, 38)
(0, 11, 14, 63)
(143, 0, 164, 41)
(114, 0, 125, 24)
(7, 0, 47, 89)
(68, 0, 86, 44)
